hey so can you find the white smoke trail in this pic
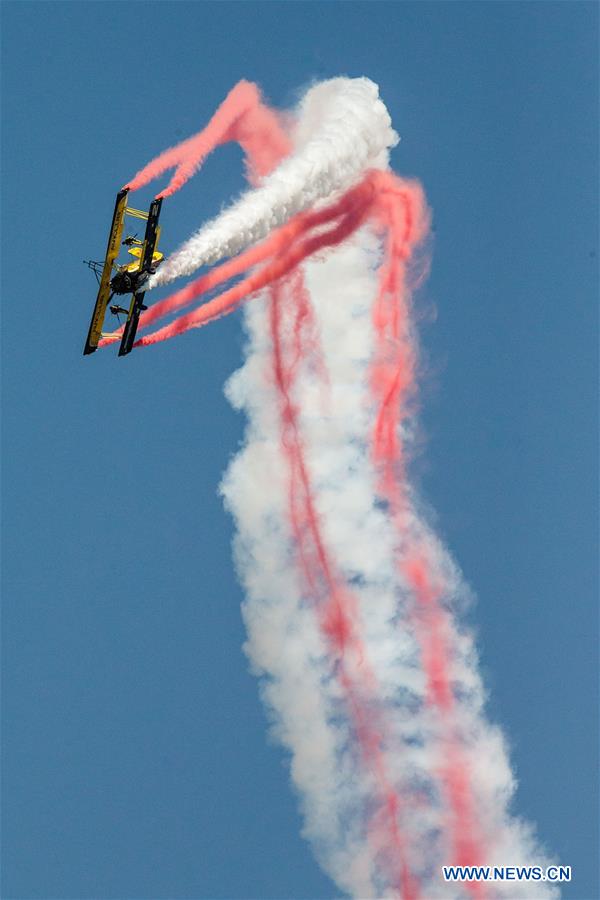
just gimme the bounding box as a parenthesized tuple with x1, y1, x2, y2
(150, 78, 397, 288)
(219, 226, 558, 898)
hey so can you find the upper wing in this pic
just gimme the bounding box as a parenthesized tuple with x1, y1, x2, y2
(118, 197, 163, 357)
(83, 189, 129, 355)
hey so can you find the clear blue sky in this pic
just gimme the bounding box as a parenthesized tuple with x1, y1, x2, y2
(2, 2, 597, 898)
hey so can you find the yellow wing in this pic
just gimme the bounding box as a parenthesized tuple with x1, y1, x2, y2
(83, 189, 129, 355)
(125, 245, 164, 272)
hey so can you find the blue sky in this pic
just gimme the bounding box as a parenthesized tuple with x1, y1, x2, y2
(2, 2, 597, 898)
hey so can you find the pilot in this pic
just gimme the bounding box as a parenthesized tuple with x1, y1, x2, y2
(110, 266, 138, 295)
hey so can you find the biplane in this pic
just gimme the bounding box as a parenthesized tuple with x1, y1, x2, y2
(83, 189, 163, 357)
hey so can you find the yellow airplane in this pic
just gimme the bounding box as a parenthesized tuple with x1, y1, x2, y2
(83, 189, 163, 357)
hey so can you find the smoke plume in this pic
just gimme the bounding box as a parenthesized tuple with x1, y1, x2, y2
(109, 78, 557, 899)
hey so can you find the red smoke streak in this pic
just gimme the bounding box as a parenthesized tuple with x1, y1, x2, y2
(369, 186, 487, 894)
(125, 80, 291, 197)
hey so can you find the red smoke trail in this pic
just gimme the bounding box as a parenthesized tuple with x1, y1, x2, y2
(125, 80, 291, 197)
(269, 275, 419, 900)
(369, 186, 487, 895)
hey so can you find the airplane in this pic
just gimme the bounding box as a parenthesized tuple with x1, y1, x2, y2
(83, 188, 163, 357)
